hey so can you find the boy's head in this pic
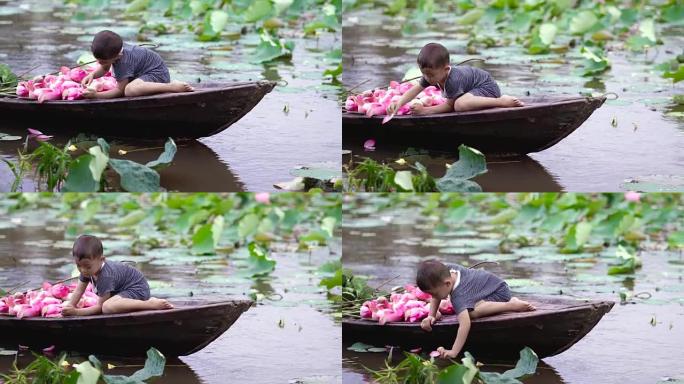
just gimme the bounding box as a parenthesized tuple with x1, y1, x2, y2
(416, 260, 453, 300)
(417, 43, 450, 86)
(72, 235, 104, 278)
(91, 30, 123, 66)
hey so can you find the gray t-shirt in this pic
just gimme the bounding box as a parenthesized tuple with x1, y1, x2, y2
(112, 43, 170, 83)
(447, 263, 507, 315)
(420, 66, 501, 100)
(80, 260, 150, 300)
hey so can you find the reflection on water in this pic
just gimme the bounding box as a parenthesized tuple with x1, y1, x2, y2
(0, 0, 341, 192)
(344, 151, 562, 191)
(342, 10, 684, 192)
(341, 198, 684, 384)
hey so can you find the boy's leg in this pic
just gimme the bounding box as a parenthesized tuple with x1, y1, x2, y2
(124, 79, 194, 97)
(101, 295, 174, 314)
(470, 297, 535, 319)
(452, 93, 524, 112)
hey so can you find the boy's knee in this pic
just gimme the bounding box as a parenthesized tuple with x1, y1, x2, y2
(124, 84, 139, 97)
(101, 298, 117, 314)
(453, 98, 470, 112)
(102, 300, 114, 315)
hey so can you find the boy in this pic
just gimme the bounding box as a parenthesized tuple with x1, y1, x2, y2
(387, 43, 524, 116)
(81, 30, 194, 99)
(417, 260, 535, 359)
(62, 235, 173, 316)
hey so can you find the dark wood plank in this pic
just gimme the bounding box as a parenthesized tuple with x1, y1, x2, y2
(342, 96, 606, 157)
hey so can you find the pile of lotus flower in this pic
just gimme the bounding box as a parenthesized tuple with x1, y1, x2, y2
(15, 65, 117, 103)
(0, 282, 98, 319)
(345, 81, 447, 117)
(360, 284, 455, 325)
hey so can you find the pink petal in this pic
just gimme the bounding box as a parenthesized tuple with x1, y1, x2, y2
(624, 191, 641, 202)
(429, 351, 440, 358)
(42, 345, 55, 354)
(410, 347, 422, 353)
(35, 134, 53, 142)
(255, 192, 270, 204)
(382, 115, 394, 124)
(27, 128, 43, 136)
(363, 139, 376, 151)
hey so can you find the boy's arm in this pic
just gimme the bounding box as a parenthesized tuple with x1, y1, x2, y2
(86, 78, 127, 99)
(91, 63, 109, 79)
(67, 293, 110, 316)
(388, 83, 424, 114)
(65, 280, 87, 307)
(411, 98, 455, 115)
(439, 309, 470, 358)
(420, 296, 441, 331)
(397, 83, 424, 107)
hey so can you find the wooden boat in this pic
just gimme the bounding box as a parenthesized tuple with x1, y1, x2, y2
(343, 296, 614, 360)
(343, 96, 606, 157)
(0, 299, 252, 356)
(0, 81, 275, 140)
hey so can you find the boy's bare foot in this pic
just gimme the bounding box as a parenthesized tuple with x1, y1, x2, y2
(499, 95, 524, 108)
(169, 81, 194, 93)
(510, 297, 536, 312)
(148, 297, 174, 310)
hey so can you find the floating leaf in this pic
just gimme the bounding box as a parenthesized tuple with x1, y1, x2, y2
(394, 170, 414, 192)
(108, 159, 160, 192)
(145, 138, 177, 171)
(436, 145, 486, 192)
(569, 11, 598, 35)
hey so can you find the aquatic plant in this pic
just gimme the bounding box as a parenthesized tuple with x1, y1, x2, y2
(1, 134, 177, 192)
(347, 0, 683, 79)
(345, 145, 487, 192)
(365, 346, 538, 384)
(62, 0, 341, 79)
(0, 347, 165, 384)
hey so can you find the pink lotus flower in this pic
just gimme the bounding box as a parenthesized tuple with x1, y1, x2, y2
(255, 192, 270, 204)
(0, 301, 8, 314)
(345, 83, 446, 117)
(16, 82, 29, 97)
(49, 284, 70, 300)
(42, 303, 63, 318)
(624, 191, 641, 202)
(378, 308, 405, 325)
(363, 139, 376, 151)
(429, 351, 441, 358)
(27, 128, 53, 141)
(16, 305, 41, 319)
(69, 67, 87, 83)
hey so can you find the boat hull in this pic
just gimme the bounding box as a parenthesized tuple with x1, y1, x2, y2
(0, 299, 252, 356)
(343, 296, 614, 360)
(0, 82, 275, 140)
(343, 96, 606, 157)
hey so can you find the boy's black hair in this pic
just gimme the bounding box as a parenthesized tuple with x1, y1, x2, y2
(417, 43, 450, 69)
(91, 30, 123, 60)
(73, 235, 103, 260)
(416, 260, 450, 291)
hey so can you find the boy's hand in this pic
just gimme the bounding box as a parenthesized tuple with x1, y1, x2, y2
(82, 88, 97, 99)
(61, 304, 77, 317)
(437, 347, 458, 359)
(421, 315, 436, 332)
(81, 73, 94, 87)
(386, 101, 400, 116)
(410, 104, 427, 115)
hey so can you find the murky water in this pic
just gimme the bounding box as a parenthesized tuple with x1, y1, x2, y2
(342, 9, 684, 192)
(0, 197, 342, 383)
(341, 195, 684, 384)
(0, 0, 341, 192)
